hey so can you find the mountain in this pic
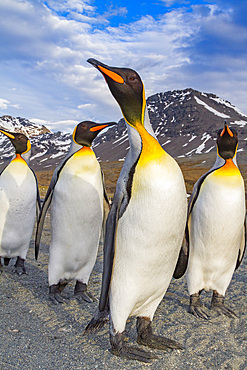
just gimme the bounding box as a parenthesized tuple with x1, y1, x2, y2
(0, 115, 51, 136)
(0, 88, 246, 172)
(93, 88, 247, 162)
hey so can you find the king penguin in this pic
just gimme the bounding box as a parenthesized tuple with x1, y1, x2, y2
(0, 129, 40, 274)
(35, 120, 116, 304)
(186, 122, 246, 319)
(84, 59, 188, 362)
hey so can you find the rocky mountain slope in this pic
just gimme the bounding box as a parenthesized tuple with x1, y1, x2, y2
(0, 88, 246, 171)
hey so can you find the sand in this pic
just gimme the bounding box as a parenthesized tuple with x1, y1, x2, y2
(0, 212, 246, 370)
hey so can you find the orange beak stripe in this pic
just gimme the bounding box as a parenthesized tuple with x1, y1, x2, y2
(90, 124, 109, 132)
(98, 65, 124, 84)
(0, 130, 15, 139)
(220, 125, 233, 137)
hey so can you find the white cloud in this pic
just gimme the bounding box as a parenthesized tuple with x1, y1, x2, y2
(0, 99, 10, 110)
(0, 98, 20, 110)
(0, 0, 246, 133)
(77, 103, 93, 109)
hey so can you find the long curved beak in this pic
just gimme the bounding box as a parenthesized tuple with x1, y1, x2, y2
(0, 129, 15, 139)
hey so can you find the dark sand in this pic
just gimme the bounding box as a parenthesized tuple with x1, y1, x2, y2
(0, 212, 246, 370)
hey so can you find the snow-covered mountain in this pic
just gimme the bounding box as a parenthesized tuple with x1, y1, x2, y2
(0, 88, 246, 171)
(90, 88, 247, 164)
(0, 115, 51, 137)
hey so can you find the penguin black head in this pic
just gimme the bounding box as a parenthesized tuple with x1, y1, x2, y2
(87, 58, 145, 128)
(216, 122, 238, 160)
(0, 129, 31, 155)
(73, 120, 116, 147)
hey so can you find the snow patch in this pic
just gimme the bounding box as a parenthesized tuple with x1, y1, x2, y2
(231, 120, 247, 128)
(210, 97, 247, 117)
(194, 96, 230, 118)
(189, 135, 197, 142)
(30, 151, 47, 161)
(162, 140, 171, 146)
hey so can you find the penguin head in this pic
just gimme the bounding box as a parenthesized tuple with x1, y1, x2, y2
(72, 120, 116, 147)
(216, 122, 238, 160)
(87, 58, 145, 128)
(0, 129, 31, 155)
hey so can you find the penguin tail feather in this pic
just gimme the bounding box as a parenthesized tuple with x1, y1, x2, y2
(83, 309, 109, 336)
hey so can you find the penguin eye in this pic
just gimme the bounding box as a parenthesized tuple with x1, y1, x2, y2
(128, 76, 136, 82)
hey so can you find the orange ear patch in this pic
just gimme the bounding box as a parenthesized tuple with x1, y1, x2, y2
(226, 125, 234, 137)
(98, 65, 124, 84)
(220, 125, 233, 137)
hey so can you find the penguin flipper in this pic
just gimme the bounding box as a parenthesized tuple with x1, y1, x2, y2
(98, 193, 124, 312)
(235, 217, 247, 270)
(187, 168, 216, 216)
(83, 193, 123, 335)
(173, 225, 189, 279)
(101, 170, 110, 206)
(35, 188, 54, 260)
(34, 167, 60, 259)
(34, 153, 73, 260)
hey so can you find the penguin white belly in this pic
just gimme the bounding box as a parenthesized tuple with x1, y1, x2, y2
(48, 152, 104, 286)
(110, 156, 187, 333)
(0, 161, 37, 259)
(187, 173, 245, 296)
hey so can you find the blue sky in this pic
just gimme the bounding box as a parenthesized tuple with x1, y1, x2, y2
(0, 0, 247, 132)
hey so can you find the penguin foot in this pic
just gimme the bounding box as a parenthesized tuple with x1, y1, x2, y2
(83, 309, 109, 335)
(110, 332, 158, 363)
(74, 281, 96, 303)
(14, 257, 27, 275)
(211, 291, 238, 319)
(4, 258, 11, 266)
(136, 317, 183, 351)
(49, 284, 69, 305)
(189, 294, 210, 320)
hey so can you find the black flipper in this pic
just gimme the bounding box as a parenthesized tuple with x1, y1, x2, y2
(101, 170, 110, 206)
(35, 178, 55, 260)
(99, 192, 124, 312)
(235, 216, 246, 270)
(35, 154, 74, 260)
(187, 168, 217, 217)
(173, 228, 189, 279)
(83, 192, 124, 335)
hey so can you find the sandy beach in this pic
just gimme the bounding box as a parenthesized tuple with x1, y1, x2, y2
(0, 210, 246, 370)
